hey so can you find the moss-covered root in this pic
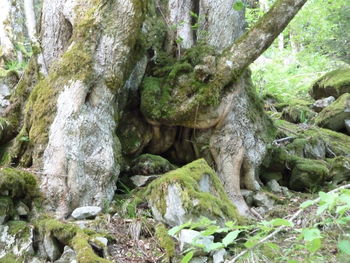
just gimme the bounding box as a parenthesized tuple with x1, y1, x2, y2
(37, 218, 111, 263)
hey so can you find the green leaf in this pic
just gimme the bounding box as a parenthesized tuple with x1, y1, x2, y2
(244, 238, 259, 249)
(270, 218, 294, 227)
(338, 240, 350, 255)
(316, 203, 328, 215)
(287, 260, 298, 263)
(168, 221, 192, 236)
(300, 200, 315, 209)
(200, 225, 220, 236)
(181, 251, 194, 263)
(232, 1, 245, 11)
(301, 228, 321, 242)
(222, 230, 241, 247)
(204, 242, 224, 252)
(306, 238, 321, 253)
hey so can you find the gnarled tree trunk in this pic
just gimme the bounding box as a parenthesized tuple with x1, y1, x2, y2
(1, 0, 307, 218)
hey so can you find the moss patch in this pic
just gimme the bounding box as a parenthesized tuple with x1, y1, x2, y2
(155, 223, 175, 259)
(310, 68, 350, 99)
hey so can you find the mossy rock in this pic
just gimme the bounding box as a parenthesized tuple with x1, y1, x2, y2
(327, 156, 350, 184)
(130, 154, 176, 175)
(289, 158, 329, 191)
(116, 111, 152, 156)
(314, 93, 350, 132)
(36, 218, 111, 263)
(0, 168, 39, 202)
(275, 99, 313, 112)
(310, 68, 350, 100)
(155, 223, 176, 260)
(281, 105, 316, 124)
(144, 159, 243, 227)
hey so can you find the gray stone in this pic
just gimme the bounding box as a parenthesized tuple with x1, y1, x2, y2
(44, 233, 62, 261)
(130, 175, 159, 187)
(315, 93, 350, 131)
(241, 189, 254, 207)
(54, 246, 77, 263)
(16, 201, 30, 216)
(304, 138, 326, 159)
(0, 224, 34, 258)
(212, 248, 227, 263)
(312, 96, 335, 113)
(71, 206, 102, 220)
(266, 180, 282, 193)
(253, 192, 274, 209)
(345, 119, 350, 135)
(178, 229, 214, 252)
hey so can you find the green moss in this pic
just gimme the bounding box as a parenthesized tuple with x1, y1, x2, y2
(0, 168, 39, 202)
(0, 253, 22, 263)
(0, 197, 14, 218)
(281, 105, 316, 124)
(311, 68, 350, 99)
(290, 157, 329, 191)
(6, 221, 30, 239)
(144, 159, 243, 223)
(36, 218, 111, 263)
(155, 223, 175, 259)
(327, 156, 350, 184)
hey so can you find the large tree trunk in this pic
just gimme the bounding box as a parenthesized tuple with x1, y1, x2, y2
(1, 0, 308, 218)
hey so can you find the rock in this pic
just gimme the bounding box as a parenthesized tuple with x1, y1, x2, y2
(16, 201, 30, 216)
(146, 159, 242, 227)
(130, 154, 176, 175)
(345, 119, 350, 134)
(328, 156, 350, 184)
(281, 105, 316, 124)
(266, 180, 282, 193)
(190, 257, 209, 263)
(178, 229, 214, 252)
(0, 197, 13, 225)
(241, 189, 254, 207)
(0, 222, 34, 259)
(130, 175, 159, 187)
(44, 233, 62, 261)
(116, 110, 152, 156)
(71, 206, 102, 220)
(253, 192, 274, 209)
(54, 246, 77, 263)
(89, 237, 108, 258)
(315, 93, 350, 132)
(312, 96, 335, 113)
(310, 68, 350, 100)
(260, 172, 283, 183)
(0, 71, 19, 114)
(212, 248, 227, 263)
(290, 158, 329, 191)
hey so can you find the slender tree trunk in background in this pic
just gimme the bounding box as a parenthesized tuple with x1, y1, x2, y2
(1, 0, 308, 218)
(0, 0, 15, 64)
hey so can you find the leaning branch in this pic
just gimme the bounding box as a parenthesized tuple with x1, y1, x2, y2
(225, 183, 350, 263)
(214, 0, 308, 88)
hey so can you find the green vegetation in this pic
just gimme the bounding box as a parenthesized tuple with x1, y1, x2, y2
(249, 0, 349, 103)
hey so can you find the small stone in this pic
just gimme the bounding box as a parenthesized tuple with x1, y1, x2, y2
(253, 192, 274, 209)
(212, 248, 227, 263)
(16, 201, 30, 216)
(54, 246, 77, 263)
(130, 175, 159, 187)
(94, 237, 108, 247)
(266, 180, 282, 193)
(312, 96, 335, 113)
(71, 206, 102, 220)
(190, 257, 208, 263)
